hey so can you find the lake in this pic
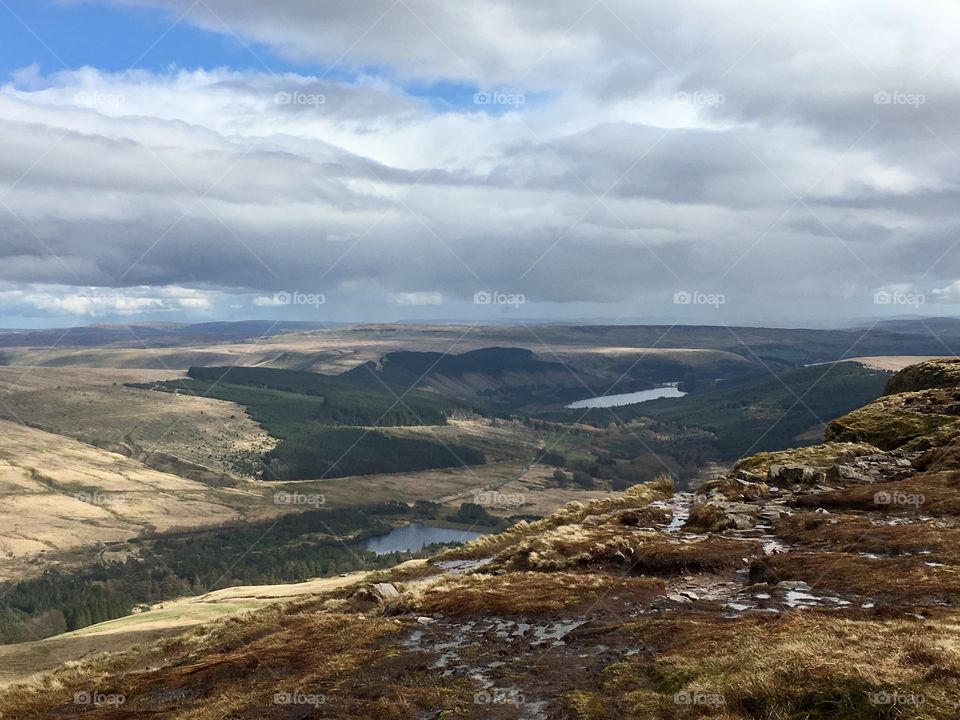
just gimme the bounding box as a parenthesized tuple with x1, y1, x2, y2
(362, 523, 487, 555)
(565, 384, 687, 409)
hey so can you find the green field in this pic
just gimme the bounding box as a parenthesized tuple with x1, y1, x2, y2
(134, 366, 485, 480)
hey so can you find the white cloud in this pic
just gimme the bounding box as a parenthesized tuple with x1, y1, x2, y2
(3, 1, 960, 323)
(0, 284, 220, 317)
(388, 292, 444, 306)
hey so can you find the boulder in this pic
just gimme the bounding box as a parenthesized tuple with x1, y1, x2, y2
(768, 464, 825, 484)
(373, 582, 401, 600)
(685, 500, 755, 532)
(696, 475, 769, 501)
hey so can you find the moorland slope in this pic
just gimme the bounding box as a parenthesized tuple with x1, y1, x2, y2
(3, 359, 960, 718)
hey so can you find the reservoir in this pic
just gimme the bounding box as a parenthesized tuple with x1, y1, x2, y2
(362, 523, 487, 554)
(566, 384, 687, 409)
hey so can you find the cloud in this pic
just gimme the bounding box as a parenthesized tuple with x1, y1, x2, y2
(388, 292, 444, 305)
(2, 1, 960, 325)
(0, 284, 220, 317)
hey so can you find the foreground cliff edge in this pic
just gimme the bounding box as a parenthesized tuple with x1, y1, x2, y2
(3, 359, 960, 719)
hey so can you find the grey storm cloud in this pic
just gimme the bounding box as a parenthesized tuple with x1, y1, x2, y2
(3, 1, 960, 323)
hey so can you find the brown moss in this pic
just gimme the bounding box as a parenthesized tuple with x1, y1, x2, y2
(410, 572, 665, 617)
(0, 612, 405, 720)
(751, 551, 960, 599)
(774, 513, 960, 555)
(793, 472, 960, 516)
(628, 538, 758, 574)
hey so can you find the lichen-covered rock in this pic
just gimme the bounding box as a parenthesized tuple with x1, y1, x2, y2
(685, 499, 755, 532)
(884, 357, 960, 395)
(696, 475, 769, 500)
(735, 442, 879, 476)
(768, 464, 824, 484)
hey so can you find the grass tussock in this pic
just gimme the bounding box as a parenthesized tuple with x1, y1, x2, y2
(596, 613, 960, 719)
(410, 572, 665, 616)
(438, 476, 674, 561)
(0, 611, 404, 720)
(490, 519, 758, 575)
(775, 513, 960, 555)
(793, 472, 960, 515)
(752, 551, 960, 599)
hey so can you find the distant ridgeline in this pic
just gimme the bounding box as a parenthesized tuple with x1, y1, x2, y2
(343, 347, 562, 385)
(344, 347, 756, 413)
(131, 365, 484, 480)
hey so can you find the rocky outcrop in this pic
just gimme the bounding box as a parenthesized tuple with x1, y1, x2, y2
(884, 356, 960, 394)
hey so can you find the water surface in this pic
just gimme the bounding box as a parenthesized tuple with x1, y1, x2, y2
(362, 523, 487, 554)
(566, 384, 687, 409)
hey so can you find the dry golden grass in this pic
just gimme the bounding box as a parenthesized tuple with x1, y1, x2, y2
(488, 518, 758, 575)
(439, 476, 674, 562)
(847, 356, 947, 372)
(0, 375, 273, 481)
(583, 613, 960, 719)
(0, 367, 181, 394)
(0, 420, 247, 581)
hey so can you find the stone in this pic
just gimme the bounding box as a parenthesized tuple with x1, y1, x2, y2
(769, 464, 825, 484)
(372, 582, 401, 600)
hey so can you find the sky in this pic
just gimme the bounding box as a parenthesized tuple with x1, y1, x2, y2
(1, 0, 959, 328)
